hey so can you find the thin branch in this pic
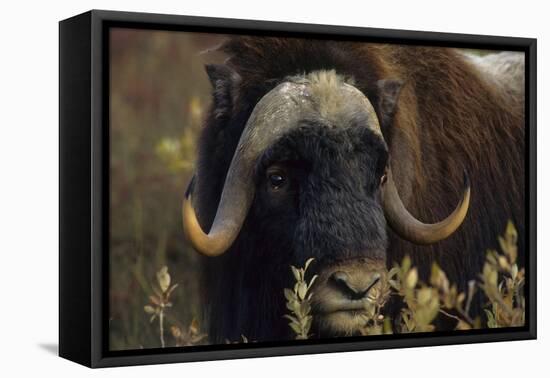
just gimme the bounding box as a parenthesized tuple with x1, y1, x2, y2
(464, 280, 476, 315)
(439, 309, 462, 323)
(456, 307, 475, 326)
(159, 308, 165, 348)
(439, 309, 474, 328)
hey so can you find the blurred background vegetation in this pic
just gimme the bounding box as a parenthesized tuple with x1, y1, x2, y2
(109, 28, 226, 350)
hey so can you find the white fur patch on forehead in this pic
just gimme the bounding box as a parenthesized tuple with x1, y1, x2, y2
(287, 70, 382, 136)
(307, 70, 352, 119)
(306, 69, 355, 88)
(288, 70, 352, 117)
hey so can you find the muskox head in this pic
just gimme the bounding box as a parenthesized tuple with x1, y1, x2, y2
(183, 70, 470, 336)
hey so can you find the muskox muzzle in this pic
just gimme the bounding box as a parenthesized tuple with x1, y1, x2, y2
(182, 73, 470, 256)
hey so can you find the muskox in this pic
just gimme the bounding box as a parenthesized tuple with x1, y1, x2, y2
(182, 37, 525, 343)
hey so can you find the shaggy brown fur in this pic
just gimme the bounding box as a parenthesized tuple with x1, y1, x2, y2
(194, 37, 525, 340)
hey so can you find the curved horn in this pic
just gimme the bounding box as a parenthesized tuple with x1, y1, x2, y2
(382, 169, 470, 245)
(183, 82, 309, 256)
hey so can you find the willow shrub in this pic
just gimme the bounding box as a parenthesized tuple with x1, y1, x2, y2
(141, 222, 525, 346)
(284, 221, 525, 338)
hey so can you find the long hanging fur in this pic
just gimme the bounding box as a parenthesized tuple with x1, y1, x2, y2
(192, 37, 525, 342)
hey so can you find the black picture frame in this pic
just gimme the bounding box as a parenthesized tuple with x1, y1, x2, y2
(59, 9, 537, 368)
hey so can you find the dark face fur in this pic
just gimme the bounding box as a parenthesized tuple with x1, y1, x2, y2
(189, 70, 406, 341)
(251, 119, 390, 336)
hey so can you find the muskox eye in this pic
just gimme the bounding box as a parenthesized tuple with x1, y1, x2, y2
(269, 173, 286, 189)
(380, 171, 388, 186)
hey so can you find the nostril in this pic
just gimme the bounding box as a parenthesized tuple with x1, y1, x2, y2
(330, 271, 363, 300)
(329, 271, 381, 300)
(331, 271, 349, 286)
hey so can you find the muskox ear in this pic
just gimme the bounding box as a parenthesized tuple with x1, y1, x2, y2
(205, 64, 237, 88)
(375, 79, 404, 141)
(205, 64, 241, 120)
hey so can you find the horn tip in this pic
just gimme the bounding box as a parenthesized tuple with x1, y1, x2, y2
(185, 175, 195, 199)
(462, 169, 470, 190)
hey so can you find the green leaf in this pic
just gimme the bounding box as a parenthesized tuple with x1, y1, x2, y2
(304, 258, 315, 272)
(300, 300, 311, 317)
(166, 283, 179, 298)
(157, 266, 171, 293)
(292, 300, 301, 316)
(388, 279, 400, 291)
(284, 288, 296, 302)
(383, 317, 393, 334)
(511, 264, 518, 280)
(484, 309, 497, 328)
(308, 275, 318, 290)
(283, 314, 299, 324)
(291, 266, 301, 282)
(401, 256, 412, 274)
(304, 316, 313, 334)
(297, 282, 308, 300)
(504, 221, 518, 245)
(289, 322, 302, 335)
(388, 267, 400, 279)
(405, 268, 418, 290)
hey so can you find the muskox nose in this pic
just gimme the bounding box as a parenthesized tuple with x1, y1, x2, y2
(329, 271, 381, 300)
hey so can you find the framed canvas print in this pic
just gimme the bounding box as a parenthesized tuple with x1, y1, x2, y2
(59, 10, 537, 368)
